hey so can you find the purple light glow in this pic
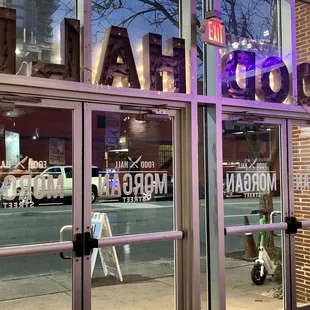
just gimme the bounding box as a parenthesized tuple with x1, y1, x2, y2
(221, 50, 255, 100)
(297, 63, 310, 106)
(258, 56, 290, 103)
(221, 51, 290, 103)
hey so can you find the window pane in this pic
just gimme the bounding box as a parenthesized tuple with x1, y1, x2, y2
(92, 241, 175, 309)
(0, 106, 73, 245)
(222, 120, 284, 309)
(221, 0, 279, 45)
(0, 105, 74, 308)
(1, 0, 75, 70)
(0, 254, 72, 309)
(218, 0, 293, 104)
(92, 1, 179, 90)
(91, 110, 174, 234)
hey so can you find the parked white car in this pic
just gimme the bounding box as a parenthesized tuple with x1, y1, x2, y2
(41, 165, 103, 203)
(1, 165, 120, 205)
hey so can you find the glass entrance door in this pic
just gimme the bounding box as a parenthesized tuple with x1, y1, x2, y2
(0, 99, 83, 310)
(82, 103, 183, 310)
(222, 115, 290, 309)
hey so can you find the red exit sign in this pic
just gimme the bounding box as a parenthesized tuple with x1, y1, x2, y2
(200, 18, 226, 48)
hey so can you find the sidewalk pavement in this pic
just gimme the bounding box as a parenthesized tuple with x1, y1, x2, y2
(0, 258, 283, 309)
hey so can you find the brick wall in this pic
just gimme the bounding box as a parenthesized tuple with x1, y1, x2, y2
(292, 125, 310, 303)
(296, 1, 310, 65)
(295, 1, 310, 303)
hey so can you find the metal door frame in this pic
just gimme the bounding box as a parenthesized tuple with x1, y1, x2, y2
(0, 98, 83, 310)
(287, 119, 310, 310)
(82, 101, 201, 310)
(221, 114, 293, 310)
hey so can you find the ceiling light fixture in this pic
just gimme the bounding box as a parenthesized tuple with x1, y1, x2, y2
(33, 128, 39, 140)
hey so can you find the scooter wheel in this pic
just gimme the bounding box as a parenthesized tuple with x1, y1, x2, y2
(251, 264, 267, 285)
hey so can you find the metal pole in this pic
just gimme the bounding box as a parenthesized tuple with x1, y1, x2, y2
(98, 231, 183, 247)
(77, 0, 92, 83)
(225, 223, 288, 235)
(180, 1, 201, 309)
(301, 221, 310, 229)
(0, 242, 73, 258)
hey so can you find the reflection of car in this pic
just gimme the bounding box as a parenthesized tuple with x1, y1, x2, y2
(36, 165, 104, 204)
(146, 175, 205, 201)
(153, 175, 173, 200)
(3, 166, 120, 206)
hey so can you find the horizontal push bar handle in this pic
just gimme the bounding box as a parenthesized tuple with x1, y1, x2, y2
(225, 223, 288, 235)
(301, 221, 310, 229)
(0, 242, 73, 259)
(98, 231, 183, 247)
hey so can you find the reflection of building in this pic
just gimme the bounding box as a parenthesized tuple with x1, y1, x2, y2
(92, 112, 173, 176)
(0, 107, 72, 182)
(222, 123, 281, 198)
(0, 108, 174, 183)
(4, 0, 58, 65)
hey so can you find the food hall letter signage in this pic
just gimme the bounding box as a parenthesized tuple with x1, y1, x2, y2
(95, 27, 140, 88)
(221, 50, 310, 105)
(142, 33, 186, 93)
(221, 51, 290, 103)
(0, 8, 186, 93)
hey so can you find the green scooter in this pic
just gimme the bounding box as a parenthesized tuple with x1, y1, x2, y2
(250, 209, 281, 285)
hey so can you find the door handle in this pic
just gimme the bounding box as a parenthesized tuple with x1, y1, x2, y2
(270, 211, 282, 236)
(59, 225, 73, 260)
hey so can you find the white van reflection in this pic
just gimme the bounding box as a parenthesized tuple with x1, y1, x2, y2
(0, 166, 120, 207)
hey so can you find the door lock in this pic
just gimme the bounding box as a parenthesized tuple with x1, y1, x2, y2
(285, 217, 302, 234)
(72, 232, 98, 258)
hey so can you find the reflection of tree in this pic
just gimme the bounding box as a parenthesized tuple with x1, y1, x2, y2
(92, 0, 179, 42)
(221, 0, 278, 56)
(222, 0, 277, 40)
(244, 127, 279, 251)
(56, 0, 279, 84)
(88, 0, 279, 83)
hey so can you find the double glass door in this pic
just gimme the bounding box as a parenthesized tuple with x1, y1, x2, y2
(222, 114, 310, 310)
(0, 99, 81, 310)
(82, 103, 182, 310)
(0, 99, 184, 310)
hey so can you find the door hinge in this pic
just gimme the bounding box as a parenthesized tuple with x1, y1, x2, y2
(285, 217, 302, 234)
(73, 232, 99, 257)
